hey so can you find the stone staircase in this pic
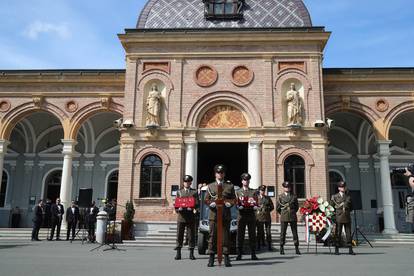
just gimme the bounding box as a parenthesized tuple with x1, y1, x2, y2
(1, 223, 414, 248)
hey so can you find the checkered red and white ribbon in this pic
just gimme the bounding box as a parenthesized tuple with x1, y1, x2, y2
(305, 213, 333, 243)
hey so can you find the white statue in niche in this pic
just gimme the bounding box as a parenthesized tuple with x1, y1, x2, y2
(286, 83, 303, 126)
(145, 83, 162, 127)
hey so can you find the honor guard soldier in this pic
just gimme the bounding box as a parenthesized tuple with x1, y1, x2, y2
(205, 164, 236, 267)
(331, 181, 355, 255)
(256, 185, 274, 251)
(404, 168, 414, 232)
(276, 181, 301, 255)
(174, 175, 199, 260)
(235, 173, 259, 261)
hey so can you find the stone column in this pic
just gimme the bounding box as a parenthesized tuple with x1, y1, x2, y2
(377, 140, 398, 234)
(248, 141, 262, 189)
(59, 139, 77, 228)
(185, 142, 198, 188)
(0, 140, 10, 199)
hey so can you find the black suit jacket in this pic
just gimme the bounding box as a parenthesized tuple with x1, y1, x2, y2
(51, 204, 65, 220)
(85, 206, 99, 224)
(66, 207, 80, 223)
(32, 205, 43, 224)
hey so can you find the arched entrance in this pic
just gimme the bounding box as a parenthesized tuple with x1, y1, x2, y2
(329, 170, 345, 197)
(44, 169, 62, 203)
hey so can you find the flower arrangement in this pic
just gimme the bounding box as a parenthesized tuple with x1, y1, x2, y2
(300, 196, 334, 218)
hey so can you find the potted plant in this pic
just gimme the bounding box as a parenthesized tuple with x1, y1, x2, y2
(121, 201, 135, 240)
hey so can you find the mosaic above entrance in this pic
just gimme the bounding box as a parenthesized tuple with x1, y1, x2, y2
(199, 105, 247, 128)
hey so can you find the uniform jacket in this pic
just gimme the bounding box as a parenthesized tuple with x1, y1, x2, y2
(176, 188, 199, 223)
(406, 190, 414, 223)
(236, 187, 258, 221)
(331, 192, 352, 224)
(256, 195, 274, 222)
(205, 181, 236, 221)
(276, 193, 298, 222)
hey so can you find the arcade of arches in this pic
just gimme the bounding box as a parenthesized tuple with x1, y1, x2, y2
(1, 0, 414, 235)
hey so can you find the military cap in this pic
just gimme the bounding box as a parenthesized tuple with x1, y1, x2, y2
(259, 185, 267, 191)
(214, 164, 226, 173)
(183, 175, 193, 182)
(337, 181, 346, 188)
(241, 173, 251, 180)
(282, 181, 291, 188)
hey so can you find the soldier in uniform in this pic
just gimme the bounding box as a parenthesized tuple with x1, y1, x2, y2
(205, 164, 236, 267)
(256, 185, 274, 251)
(174, 175, 199, 260)
(235, 173, 259, 261)
(276, 181, 301, 255)
(331, 181, 355, 255)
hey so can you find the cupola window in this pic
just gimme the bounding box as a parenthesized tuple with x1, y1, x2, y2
(203, 0, 244, 20)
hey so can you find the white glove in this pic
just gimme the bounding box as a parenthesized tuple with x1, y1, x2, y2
(225, 202, 231, 208)
(178, 207, 183, 211)
(187, 207, 192, 211)
(253, 206, 258, 210)
(238, 205, 244, 210)
(209, 202, 216, 208)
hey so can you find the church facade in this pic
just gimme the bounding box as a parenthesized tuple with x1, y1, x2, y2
(0, 0, 413, 234)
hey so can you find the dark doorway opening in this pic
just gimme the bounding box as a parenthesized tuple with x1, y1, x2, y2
(44, 170, 62, 203)
(107, 170, 119, 202)
(197, 142, 248, 187)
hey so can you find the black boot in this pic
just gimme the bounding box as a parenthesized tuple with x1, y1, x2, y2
(174, 248, 181, 260)
(224, 255, 232, 267)
(251, 250, 258, 260)
(295, 245, 301, 255)
(268, 242, 273, 251)
(349, 246, 356, 255)
(207, 254, 215, 267)
(280, 245, 285, 255)
(236, 248, 242, 260)
(189, 249, 196, 260)
(335, 246, 340, 255)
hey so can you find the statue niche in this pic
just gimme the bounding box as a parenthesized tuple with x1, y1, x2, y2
(285, 82, 304, 126)
(145, 83, 162, 128)
(199, 105, 247, 128)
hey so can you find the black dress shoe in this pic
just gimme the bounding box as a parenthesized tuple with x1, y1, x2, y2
(207, 254, 215, 267)
(56, 238, 61, 241)
(251, 253, 259, 260)
(47, 238, 53, 241)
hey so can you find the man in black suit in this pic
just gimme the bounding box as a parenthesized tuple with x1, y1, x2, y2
(66, 201, 80, 241)
(85, 201, 99, 242)
(49, 198, 64, 241)
(31, 200, 43, 241)
(43, 198, 52, 228)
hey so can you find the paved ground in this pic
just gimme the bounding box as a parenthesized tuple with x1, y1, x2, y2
(0, 240, 413, 276)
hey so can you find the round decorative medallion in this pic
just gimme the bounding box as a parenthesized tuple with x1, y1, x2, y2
(375, 98, 389, 112)
(65, 100, 78, 113)
(195, 65, 218, 87)
(0, 100, 11, 112)
(231, 65, 254, 87)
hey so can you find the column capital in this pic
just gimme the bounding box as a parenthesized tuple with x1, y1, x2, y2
(0, 139, 10, 155)
(61, 139, 77, 156)
(377, 140, 392, 157)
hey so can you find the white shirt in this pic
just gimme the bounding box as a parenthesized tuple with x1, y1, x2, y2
(71, 207, 75, 214)
(339, 192, 344, 197)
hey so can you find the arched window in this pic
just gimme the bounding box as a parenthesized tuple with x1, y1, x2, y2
(0, 171, 8, 207)
(329, 171, 344, 197)
(44, 170, 62, 203)
(283, 155, 305, 198)
(140, 155, 162, 198)
(107, 170, 119, 202)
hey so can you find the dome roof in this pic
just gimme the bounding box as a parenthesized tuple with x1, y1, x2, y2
(137, 0, 312, 29)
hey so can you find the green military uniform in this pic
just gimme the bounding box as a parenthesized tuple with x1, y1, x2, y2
(205, 180, 236, 255)
(175, 187, 199, 250)
(331, 189, 353, 253)
(256, 193, 274, 250)
(235, 186, 258, 258)
(276, 183, 300, 255)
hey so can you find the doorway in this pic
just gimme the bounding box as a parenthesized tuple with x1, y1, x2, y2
(197, 142, 248, 187)
(44, 170, 62, 202)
